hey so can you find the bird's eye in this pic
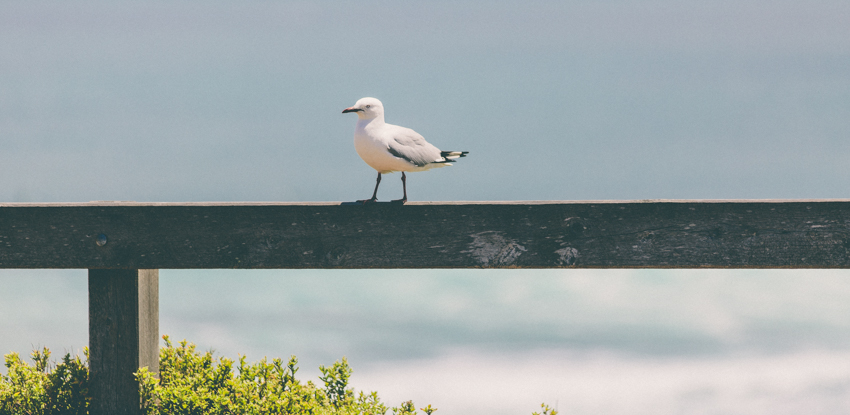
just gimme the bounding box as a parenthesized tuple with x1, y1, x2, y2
(365, 105, 371, 109)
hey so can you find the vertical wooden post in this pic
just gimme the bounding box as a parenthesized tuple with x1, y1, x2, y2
(88, 269, 159, 415)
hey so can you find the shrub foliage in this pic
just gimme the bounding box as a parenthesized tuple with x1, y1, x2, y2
(0, 347, 89, 415)
(136, 336, 388, 415)
(1, 336, 557, 415)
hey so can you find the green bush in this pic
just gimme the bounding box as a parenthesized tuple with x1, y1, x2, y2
(0, 347, 89, 415)
(136, 336, 388, 415)
(2, 336, 557, 415)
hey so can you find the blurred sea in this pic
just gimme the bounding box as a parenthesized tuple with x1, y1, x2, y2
(3, 269, 850, 414)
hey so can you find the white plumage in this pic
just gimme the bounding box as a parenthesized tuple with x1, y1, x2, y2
(342, 97, 467, 203)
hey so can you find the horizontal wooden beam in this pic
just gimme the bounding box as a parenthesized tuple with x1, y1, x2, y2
(1, 200, 850, 269)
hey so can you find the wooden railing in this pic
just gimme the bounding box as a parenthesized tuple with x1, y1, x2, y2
(4, 200, 849, 414)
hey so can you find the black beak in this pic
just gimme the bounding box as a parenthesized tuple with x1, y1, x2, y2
(342, 107, 363, 113)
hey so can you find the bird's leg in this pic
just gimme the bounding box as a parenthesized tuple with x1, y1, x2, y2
(401, 172, 407, 202)
(392, 172, 407, 204)
(358, 172, 381, 204)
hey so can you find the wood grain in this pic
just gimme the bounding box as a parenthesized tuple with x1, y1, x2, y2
(3, 200, 850, 268)
(88, 269, 158, 415)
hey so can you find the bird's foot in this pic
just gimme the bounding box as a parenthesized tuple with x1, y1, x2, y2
(357, 197, 378, 205)
(390, 197, 407, 205)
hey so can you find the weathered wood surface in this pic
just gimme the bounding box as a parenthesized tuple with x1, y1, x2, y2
(88, 269, 158, 415)
(2, 200, 850, 268)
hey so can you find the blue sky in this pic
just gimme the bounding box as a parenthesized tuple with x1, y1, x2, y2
(2, 1, 849, 202)
(2, 1, 850, 414)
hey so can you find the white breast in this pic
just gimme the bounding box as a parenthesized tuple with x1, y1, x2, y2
(354, 125, 418, 173)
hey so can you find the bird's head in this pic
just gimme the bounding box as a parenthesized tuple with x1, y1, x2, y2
(342, 97, 384, 120)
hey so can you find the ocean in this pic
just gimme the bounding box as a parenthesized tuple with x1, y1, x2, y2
(3, 268, 850, 414)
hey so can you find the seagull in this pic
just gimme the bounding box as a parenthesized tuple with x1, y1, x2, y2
(342, 97, 468, 204)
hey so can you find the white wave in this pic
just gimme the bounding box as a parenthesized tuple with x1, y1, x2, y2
(352, 348, 850, 415)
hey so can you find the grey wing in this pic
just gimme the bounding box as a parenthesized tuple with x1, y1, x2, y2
(386, 127, 442, 167)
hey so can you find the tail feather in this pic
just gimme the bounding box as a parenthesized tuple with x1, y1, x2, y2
(440, 151, 469, 160)
(431, 151, 469, 165)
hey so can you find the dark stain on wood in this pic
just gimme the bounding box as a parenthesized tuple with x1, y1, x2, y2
(1, 201, 849, 269)
(88, 269, 158, 415)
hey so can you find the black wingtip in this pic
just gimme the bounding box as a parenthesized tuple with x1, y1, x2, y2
(440, 151, 469, 158)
